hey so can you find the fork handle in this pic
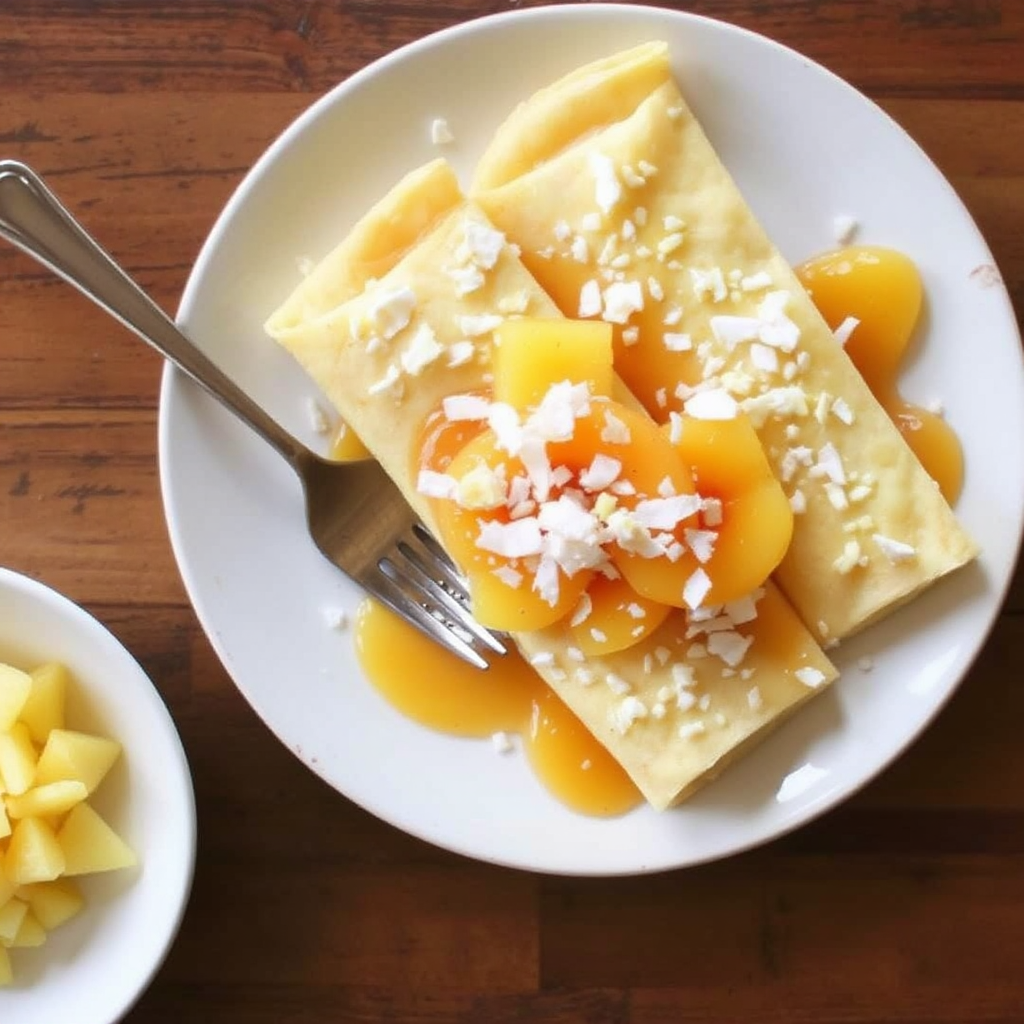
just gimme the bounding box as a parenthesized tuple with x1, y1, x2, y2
(0, 159, 309, 469)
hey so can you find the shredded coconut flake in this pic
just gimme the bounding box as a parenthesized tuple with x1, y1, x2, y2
(443, 393, 490, 421)
(602, 280, 644, 324)
(417, 469, 458, 499)
(590, 152, 623, 214)
(366, 285, 417, 341)
(600, 409, 632, 444)
(367, 363, 401, 396)
(833, 316, 860, 346)
(476, 518, 544, 558)
(682, 567, 712, 609)
(492, 564, 524, 589)
(569, 592, 592, 627)
(578, 453, 622, 491)
(633, 493, 703, 530)
(690, 266, 727, 303)
(491, 731, 514, 754)
(795, 666, 827, 689)
(323, 606, 348, 630)
(684, 528, 717, 564)
(710, 315, 760, 348)
(305, 397, 330, 435)
(579, 279, 603, 317)
(430, 117, 454, 145)
(605, 672, 631, 695)
(833, 539, 862, 575)
(684, 388, 738, 420)
(707, 630, 753, 668)
(446, 340, 476, 367)
(459, 314, 503, 338)
(832, 214, 858, 244)
(872, 533, 917, 564)
(400, 322, 444, 375)
(611, 695, 647, 734)
(663, 331, 692, 352)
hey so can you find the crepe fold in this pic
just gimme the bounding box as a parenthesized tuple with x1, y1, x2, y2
(265, 157, 837, 810)
(471, 42, 977, 642)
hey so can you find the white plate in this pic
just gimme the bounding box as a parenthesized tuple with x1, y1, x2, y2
(0, 568, 195, 1019)
(159, 5, 1024, 875)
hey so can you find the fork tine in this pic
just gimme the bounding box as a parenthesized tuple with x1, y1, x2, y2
(394, 541, 507, 655)
(364, 568, 490, 669)
(412, 522, 462, 578)
(409, 523, 477, 610)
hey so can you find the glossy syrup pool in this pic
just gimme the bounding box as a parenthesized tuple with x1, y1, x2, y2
(353, 245, 962, 817)
(355, 600, 641, 817)
(795, 245, 964, 503)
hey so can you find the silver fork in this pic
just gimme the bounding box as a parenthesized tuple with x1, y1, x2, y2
(0, 159, 506, 669)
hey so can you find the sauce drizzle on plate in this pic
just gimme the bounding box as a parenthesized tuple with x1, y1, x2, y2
(355, 245, 964, 816)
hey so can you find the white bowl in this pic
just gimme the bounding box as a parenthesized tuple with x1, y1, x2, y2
(0, 568, 195, 1021)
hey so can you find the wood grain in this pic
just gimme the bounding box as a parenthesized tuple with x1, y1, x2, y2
(1, 2, 1022, 1022)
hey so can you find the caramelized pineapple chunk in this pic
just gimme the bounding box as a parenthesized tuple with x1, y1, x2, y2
(494, 318, 614, 407)
(430, 336, 792, 640)
(435, 431, 594, 630)
(569, 574, 671, 656)
(669, 414, 794, 605)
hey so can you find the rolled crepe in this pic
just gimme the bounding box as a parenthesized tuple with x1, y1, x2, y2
(265, 157, 837, 810)
(472, 42, 977, 641)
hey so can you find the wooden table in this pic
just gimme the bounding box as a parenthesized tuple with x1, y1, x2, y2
(1, 2, 1022, 1021)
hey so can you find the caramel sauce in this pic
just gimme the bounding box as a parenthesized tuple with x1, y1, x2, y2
(795, 245, 964, 503)
(352, 244, 962, 817)
(355, 600, 641, 816)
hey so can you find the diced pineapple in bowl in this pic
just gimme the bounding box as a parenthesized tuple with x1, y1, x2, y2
(0, 567, 195, 1022)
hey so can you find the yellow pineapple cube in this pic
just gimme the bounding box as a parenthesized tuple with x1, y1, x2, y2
(0, 944, 11, 986)
(0, 859, 14, 907)
(4, 908, 46, 948)
(0, 896, 27, 943)
(57, 802, 136, 876)
(34, 729, 121, 794)
(19, 662, 68, 745)
(4, 817, 65, 884)
(0, 801, 10, 840)
(0, 724, 38, 796)
(5, 780, 88, 821)
(494, 318, 614, 409)
(0, 663, 32, 732)
(17, 878, 83, 930)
